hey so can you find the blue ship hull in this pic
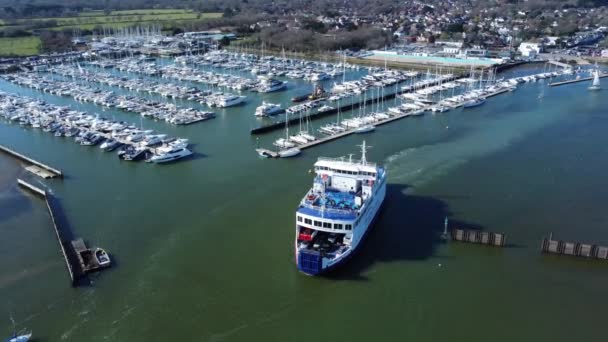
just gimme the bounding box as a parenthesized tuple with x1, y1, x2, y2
(297, 203, 383, 276)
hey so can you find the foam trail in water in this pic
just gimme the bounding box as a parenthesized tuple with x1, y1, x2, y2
(384, 104, 566, 187)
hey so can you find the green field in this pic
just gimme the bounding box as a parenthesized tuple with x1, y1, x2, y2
(79, 9, 199, 16)
(0, 11, 222, 31)
(0, 10, 222, 56)
(4, 12, 221, 27)
(0, 37, 40, 56)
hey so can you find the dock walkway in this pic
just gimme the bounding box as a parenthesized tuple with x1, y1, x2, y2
(549, 73, 608, 87)
(0, 144, 63, 178)
(261, 88, 510, 156)
(17, 179, 99, 286)
(250, 75, 462, 135)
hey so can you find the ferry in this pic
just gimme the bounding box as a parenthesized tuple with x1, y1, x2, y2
(295, 141, 386, 275)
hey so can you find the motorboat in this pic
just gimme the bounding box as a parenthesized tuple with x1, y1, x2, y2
(148, 147, 193, 164)
(354, 125, 375, 133)
(279, 148, 301, 158)
(99, 139, 122, 151)
(317, 105, 334, 113)
(463, 98, 486, 109)
(94, 248, 111, 267)
(255, 102, 283, 117)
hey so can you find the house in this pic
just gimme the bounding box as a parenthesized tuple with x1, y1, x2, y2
(602, 49, 608, 57)
(518, 42, 543, 57)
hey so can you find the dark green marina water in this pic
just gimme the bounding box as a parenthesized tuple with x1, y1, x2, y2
(1, 65, 607, 341)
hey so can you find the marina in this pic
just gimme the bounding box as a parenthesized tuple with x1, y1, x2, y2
(0, 92, 195, 165)
(255, 66, 573, 157)
(1, 47, 607, 341)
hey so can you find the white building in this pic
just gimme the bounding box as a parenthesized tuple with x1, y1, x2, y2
(518, 42, 543, 57)
(443, 46, 460, 54)
(601, 49, 608, 57)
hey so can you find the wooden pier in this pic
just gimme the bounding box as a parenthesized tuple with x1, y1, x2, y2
(541, 234, 608, 260)
(259, 87, 511, 157)
(0, 144, 63, 178)
(549, 73, 608, 87)
(17, 179, 109, 286)
(250, 75, 462, 135)
(450, 229, 506, 247)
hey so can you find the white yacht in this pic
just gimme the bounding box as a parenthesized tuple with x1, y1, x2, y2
(258, 78, 287, 93)
(215, 95, 246, 107)
(149, 147, 193, 164)
(255, 102, 283, 117)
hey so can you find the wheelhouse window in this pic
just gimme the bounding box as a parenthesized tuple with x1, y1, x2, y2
(314, 221, 322, 227)
(334, 224, 343, 230)
(323, 222, 331, 228)
(346, 224, 352, 230)
(297, 216, 303, 222)
(304, 218, 312, 224)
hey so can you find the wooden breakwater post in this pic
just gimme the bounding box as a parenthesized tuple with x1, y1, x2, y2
(0, 144, 63, 178)
(540, 234, 608, 260)
(450, 229, 506, 247)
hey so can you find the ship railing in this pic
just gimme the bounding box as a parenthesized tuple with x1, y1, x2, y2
(316, 157, 377, 167)
(299, 202, 358, 216)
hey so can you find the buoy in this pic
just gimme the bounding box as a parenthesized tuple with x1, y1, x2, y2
(308, 169, 312, 173)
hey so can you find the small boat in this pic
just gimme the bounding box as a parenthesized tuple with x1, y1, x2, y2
(317, 105, 334, 113)
(94, 248, 111, 267)
(5, 332, 31, 342)
(589, 69, 601, 91)
(5, 315, 31, 342)
(463, 98, 486, 109)
(279, 148, 301, 158)
(100, 139, 121, 151)
(291, 94, 311, 103)
(355, 125, 375, 133)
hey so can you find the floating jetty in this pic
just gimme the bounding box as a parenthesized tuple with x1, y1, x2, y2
(17, 179, 110, 286)
(250, 75, 461, 135)
(450, 228, 506, 247)
(549, 73, 608, 87)
(258, 87, 510, 157)
(541, 234, 608, 260)
(0, 144, 63, 178)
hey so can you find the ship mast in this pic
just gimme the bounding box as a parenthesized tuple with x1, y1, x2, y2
(358, 140, 370, 165)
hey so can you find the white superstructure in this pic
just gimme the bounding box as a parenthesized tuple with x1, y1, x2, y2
(295, 141, 386, 275)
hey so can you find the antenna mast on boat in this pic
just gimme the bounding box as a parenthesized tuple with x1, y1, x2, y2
(359, 140, 370, 165)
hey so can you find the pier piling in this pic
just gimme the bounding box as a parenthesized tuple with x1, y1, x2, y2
(540, 234, 608, 260)
(450, 228, 506, 247)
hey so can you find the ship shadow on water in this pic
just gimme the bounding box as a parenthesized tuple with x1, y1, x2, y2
(327, 183, 485, 280)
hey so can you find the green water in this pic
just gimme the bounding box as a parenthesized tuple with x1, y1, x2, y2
(1, 66, 607, 341)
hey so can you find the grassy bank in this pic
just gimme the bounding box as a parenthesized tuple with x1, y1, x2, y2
(0, 37, 40, 56)
(0, 11, 222, 32)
